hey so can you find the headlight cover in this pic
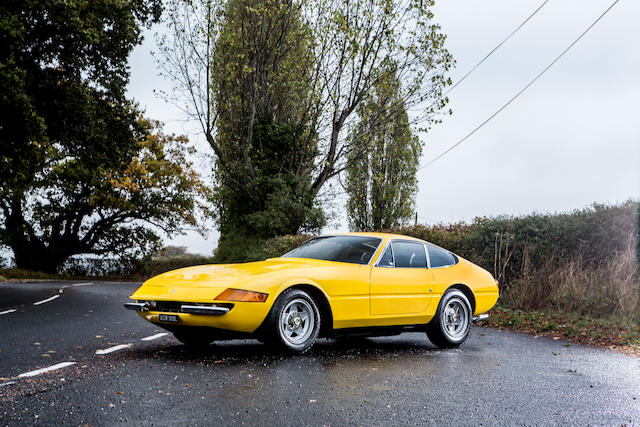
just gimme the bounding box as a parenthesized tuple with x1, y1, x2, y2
(215, 288, 268, 303)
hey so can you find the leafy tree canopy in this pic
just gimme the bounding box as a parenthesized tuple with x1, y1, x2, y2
(158, 0, 453, 249)
(0, 0, 208, 272)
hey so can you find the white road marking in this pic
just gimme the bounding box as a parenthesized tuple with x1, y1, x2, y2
(141, 332, 169, 341)
(72, 282, 93, 287)
(17, 362, 76, 378)
(33, 295, 60, 305)
(0, 381, 16, 387)
(0, 309, 17, 315)
(59, 282, 93, 291)
(95, 344, 132, 355)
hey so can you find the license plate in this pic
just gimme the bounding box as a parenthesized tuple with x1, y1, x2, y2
(159, 314, 179, 323)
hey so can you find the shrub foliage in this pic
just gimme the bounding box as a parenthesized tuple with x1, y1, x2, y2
(393, 201, 639, 320)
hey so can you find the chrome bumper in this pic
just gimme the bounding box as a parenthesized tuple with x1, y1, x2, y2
(124, 302, 147, 311)
(472, 314, 489, 323)
(180, 305, 230, 315)
(124, 302, 230, 316)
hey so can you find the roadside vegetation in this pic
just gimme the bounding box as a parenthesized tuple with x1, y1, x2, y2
(482, 306, 640, 357)
(397, 201, 639, 354)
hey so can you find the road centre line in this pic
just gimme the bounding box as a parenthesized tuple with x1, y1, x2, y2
(0, 309, 17, 315)
(0, 381, 16, 387)
(17, 362, 76, 378)
(95, 344, 132, 355)
(72, 282, 93, 287)
(60, 282, 94, 291)
(141, 332, 169, 341)
(33, 295, 61, 305)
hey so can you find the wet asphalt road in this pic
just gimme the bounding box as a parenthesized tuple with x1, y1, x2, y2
(0, 281, 639, 426)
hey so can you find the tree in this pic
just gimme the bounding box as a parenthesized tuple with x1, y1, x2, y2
(160, 0, 324, 246)
(0, 0, 208, 272)
(210, 0, 324, 240)
(345, 61, 421, 231)
(158, 0, 453, 244)
(304, 0, 453, 198)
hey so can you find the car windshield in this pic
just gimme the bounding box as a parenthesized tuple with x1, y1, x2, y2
(282, 236, 382, 265)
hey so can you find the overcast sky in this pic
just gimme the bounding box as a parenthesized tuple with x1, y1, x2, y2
(127, 0, 639, 255)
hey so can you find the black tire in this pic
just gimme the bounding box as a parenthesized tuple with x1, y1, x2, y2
(263, 288, 321, 353)
(426, 289, 472, 348)
(173, 328, 216, 349)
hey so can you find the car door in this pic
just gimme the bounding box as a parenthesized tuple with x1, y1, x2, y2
(370, 240, 434, 316)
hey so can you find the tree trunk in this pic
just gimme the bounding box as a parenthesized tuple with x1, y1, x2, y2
(5, 197, 73, 273)
(12, 241, 68, 273)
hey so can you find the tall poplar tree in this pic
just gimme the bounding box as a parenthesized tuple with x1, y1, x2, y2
(210, 0, 324, 244)
(345, 63, 422, 231)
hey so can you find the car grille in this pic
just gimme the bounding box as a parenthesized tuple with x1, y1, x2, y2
(147, 301, 233, 313)
(154, 301, 182, 313)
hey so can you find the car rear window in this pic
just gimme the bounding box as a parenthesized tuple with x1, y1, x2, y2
(427, 244, 457, 268)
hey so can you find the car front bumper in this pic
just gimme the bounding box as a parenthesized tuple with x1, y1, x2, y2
(125, 299, 271, 333)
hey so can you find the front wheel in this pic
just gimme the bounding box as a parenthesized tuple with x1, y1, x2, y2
(263, 289, 321, 353)
(426, 289, 472, 348)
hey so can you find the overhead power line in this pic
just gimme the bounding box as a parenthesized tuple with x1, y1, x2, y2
(419, 0, 621, 171)
(445, 0, 550, 95)
(342, 1, 550, 157)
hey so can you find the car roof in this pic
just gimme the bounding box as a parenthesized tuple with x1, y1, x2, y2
(327, 231, 426, 243)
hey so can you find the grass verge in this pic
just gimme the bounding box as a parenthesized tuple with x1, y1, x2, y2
(481, 305, 640, 357)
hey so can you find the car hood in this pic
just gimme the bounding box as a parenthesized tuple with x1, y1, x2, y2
(130, 257, 329, 301)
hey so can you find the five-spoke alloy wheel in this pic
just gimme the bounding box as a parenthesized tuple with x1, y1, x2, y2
(426, 289, 472, 348)
(265, 288, 321, 353)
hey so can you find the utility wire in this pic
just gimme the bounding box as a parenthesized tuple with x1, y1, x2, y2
(419, 0, 620, 170)
(445, 0, 550, 95)
(342, 1, 550, 157)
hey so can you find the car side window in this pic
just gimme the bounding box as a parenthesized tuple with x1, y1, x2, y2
(377, 245, 394, 267)
(427, 244, 457, 268)
(392, 242, 427, 268)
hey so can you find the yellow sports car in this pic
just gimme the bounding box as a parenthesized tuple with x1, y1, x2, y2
(125, 233, 499, 352)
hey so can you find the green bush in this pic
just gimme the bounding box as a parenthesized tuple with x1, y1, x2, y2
(131, 253, 214, 279)
(213, 234, 310, 263)
(395, 201, 639, 321)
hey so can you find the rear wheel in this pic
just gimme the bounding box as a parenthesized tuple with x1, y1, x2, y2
(264, 289, 321, 353)
(173, 328, 216, 349)
(426, 289, 472, 348)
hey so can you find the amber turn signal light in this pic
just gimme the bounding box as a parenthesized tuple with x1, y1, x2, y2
(215, 288, 268, 303)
